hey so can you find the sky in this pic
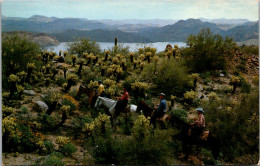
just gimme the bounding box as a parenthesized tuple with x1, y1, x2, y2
(2, 0, 258, 21)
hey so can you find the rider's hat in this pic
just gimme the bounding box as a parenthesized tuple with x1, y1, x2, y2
(196, 107, 204, 112)
(159, 93, 165, 96)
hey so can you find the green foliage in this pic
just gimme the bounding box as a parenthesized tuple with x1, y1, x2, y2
(2, 33, 41, 90)
(240, 45, 258, 55)
(43, 140, 55, 154)
(67, 38, 101, 56)
(35, 152, 64, 166)
(171, 109, 188, 123)
(70, 116, 93, 139)
(203, 90, 259, 162)
(143, 59, 193, 97)
(108, 44, 130, 56)
(183, 28, 236, 72)
(59, 143, 77, 156)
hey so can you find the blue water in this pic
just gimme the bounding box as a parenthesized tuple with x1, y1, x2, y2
(47, 41, 186, 54)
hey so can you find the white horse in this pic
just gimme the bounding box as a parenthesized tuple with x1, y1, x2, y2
(94, 96, 137, 115)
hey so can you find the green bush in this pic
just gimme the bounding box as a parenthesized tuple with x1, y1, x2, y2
(203, 90, 258, 162)
(143, 59, 193, 97)
(171, 109, 188, 123)
(59, 142, 77, 156)
(183, 28, 236, 72)
(43, 140, 55, 154)
(2, 33, 41, 90)
(35, 152, 64, 166)
(67, 38, 101, 57)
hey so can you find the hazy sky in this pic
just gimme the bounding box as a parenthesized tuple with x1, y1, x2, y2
(2, 0, 258, 21)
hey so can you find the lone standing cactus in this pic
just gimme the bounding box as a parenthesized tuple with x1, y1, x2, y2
(115, 37, 118, 47)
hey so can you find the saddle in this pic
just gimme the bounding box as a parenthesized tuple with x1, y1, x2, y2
(156, 114, 170, 122)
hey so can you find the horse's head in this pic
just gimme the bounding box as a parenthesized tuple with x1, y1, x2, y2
(94, 96, 102, 108)
(136, 100, 145, 113)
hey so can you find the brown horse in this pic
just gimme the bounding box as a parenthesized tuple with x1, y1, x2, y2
(77, 84, 97, 107)
(136, 100, 171, 128)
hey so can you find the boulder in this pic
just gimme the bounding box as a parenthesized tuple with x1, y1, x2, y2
(220, 73, 225, 77)
(23, 90, 36, 96)
(34, 101, 48, 112)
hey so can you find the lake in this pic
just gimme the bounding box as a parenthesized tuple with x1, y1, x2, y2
(47, 42, 187, 54)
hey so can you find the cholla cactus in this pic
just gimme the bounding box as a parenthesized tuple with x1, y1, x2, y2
(190, 73, 200, 88)
(145, 52, 152, 63)
(107, 87, 116, 97)
(104, 50, 110, 61)
(230, 76, 240, 94)
(59, 50, 62, 56)
(16, 84, 25, 94)
(207, 92, 220, 101)
(184, 90, 197, 105)
(132, 115, 152, 140)
(63, 66, 68, 79)
(131, 81, 148, 101)
(139, 54, 145, 61)
(77, 59, 85, 77)
(2, 106, 14, 118)
(8, 74, 20, 97)
(150, 48, 157, 55)
(129, 52, 134, 63)
(17, 71, 27, 82)
(26, 63, 36, 83)
(170, 95, 177, 107)
(138, 48, 144, 54)
(71, 54, 77, 67)
(103, 78, 116, 87)
(63, 51, 68, 57)
(165, 51, 172, 59)
(83, 113, 112, 137)
(88, 80, 99, 90)
(45, 64, 51, 74)
(59, 105, 71, 127)
(56, 136, 70, 146)
(82, 53, 88, 60)
(2, 116, 17, 137)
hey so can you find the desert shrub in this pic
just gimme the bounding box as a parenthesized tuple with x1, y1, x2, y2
(35, 152, 64, 166)
(171, 109, 188, 123)
(67, 38, 101, 56)
(39, 113, 60, 131)
(70, 116, 93, 139)
(61, 94, 79, 112)
(55, 75, 66, 86)
(2, 33, 41, 90)
(240, 45, 258, 55)
(183, 28, 236, 72)
(2, 106, 14, 118)
(143, 59, 193, 97)
(43, 140, 55, 154)
(59, 142, 77, 156)
(85, 115, 174, 165)
(203, 90, 259, 162)
(108, 44, 130, 56)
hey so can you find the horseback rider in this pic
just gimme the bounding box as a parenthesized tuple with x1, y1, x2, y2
(114, 87, 129, 117)
(151, 93, 167, 126)
(191, 107, 205, 140)
(97, 80, 105, 97)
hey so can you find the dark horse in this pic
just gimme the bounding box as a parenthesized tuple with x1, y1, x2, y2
(77, 84, 97, 107)
(136, 100, 154, 118)
(169, 115, 220, 160)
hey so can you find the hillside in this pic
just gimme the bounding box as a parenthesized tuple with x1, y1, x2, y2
(3, 31, 59, 47)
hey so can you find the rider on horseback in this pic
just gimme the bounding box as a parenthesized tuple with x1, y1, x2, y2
(191, 107, 205, 140)
(97, 80, 105, 97)
(114, 87, 129, 117)
(151, 93, 167, 127)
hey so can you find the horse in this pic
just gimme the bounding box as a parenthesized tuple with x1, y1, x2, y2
(95, 96, 137, 123)
(77, 84, 97, 107)
(168, 115, 220, 160)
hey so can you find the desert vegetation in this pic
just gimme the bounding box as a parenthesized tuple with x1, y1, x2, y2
(2, 29, 259, 165)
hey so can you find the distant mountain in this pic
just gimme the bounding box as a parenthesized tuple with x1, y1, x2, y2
(223, 22, 258, 41)
(3, 16, 108, 32)
(199, 18, 250, 25)
(2, 15, 258, 43)
(50, 29, 152, 43)
(139, 19, 225, 42)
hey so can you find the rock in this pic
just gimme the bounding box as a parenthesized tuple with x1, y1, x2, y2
(33, 101, 48, 112)
(23, 90, 36, 96)
(220, 73, 225, 77)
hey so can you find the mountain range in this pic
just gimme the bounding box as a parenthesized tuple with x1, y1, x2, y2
(2, 15, 258, 44)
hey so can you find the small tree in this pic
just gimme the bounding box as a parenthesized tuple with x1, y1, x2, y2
(183, 28, 236, 72)
(67, 38, 101, 57)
